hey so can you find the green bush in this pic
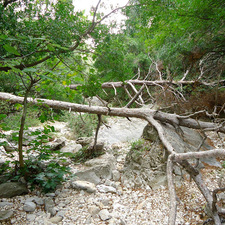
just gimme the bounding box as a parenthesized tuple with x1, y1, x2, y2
(23, 159, 70, 193)
(130, 139, 152, 154)
(0, 125, 71, 193)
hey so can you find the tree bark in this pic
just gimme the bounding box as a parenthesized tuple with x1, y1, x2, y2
(0, 92, 224, 133)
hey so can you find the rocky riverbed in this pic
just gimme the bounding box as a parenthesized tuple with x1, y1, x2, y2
(0, 117, 225, 225)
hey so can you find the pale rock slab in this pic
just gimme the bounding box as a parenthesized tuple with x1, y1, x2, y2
(98, 209, 112, 221)
(71, 180, 96, 193)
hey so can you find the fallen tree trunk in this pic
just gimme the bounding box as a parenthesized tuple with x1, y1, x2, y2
(1, 91, 225, 224)
(0, 92, 224, 133)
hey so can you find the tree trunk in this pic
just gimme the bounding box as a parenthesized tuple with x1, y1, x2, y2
(0, 92, 224, 133)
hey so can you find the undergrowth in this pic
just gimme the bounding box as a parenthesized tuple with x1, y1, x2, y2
(0, 125, 71, 193)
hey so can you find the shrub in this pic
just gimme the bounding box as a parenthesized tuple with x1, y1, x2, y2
(0, 125, 71, 193)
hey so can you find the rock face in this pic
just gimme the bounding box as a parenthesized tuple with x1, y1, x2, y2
(74, 154, 116, 184)
(0, 182, 28, 198)
(98, 117, 148, 145)
(122, 123, 221, 189)
(121, 141, 166, 189)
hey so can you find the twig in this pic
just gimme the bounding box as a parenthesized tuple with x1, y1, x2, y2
(167, 154, 177, 225)
(125, 84, 145, 108)
(127, 81, 145, 104)
(93, 114, 101, 151)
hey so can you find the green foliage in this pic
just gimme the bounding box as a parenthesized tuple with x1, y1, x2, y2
(62, 112, 97, 138)
(0, 0, 89, 60)
(127, 0, 225, 76)
(0, 161, 11, 176)
(22, 159, 70, 193)
(0, 125, 70, 192)
(0, 73, 23, 94)
(94, 33, 150, 82)
(130, 138, 151, 155)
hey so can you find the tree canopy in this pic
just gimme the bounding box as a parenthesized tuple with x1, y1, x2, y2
(125, 0, 225, 77)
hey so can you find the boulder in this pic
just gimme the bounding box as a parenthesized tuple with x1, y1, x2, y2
(98, 209, 112, 221)
(74, 170, 101, 185)
(87, 141, 105, 155)
(76, 137, 93, 147)
(122, 123, 220, 189)
(0, 182, 28, 198)
(48, 216, 63, 223)
(49, 139, 65, 151)
(60, 142, 82, 153)
(74, 154, 116, 184)
(98, 117, 148, 145)
(97, 185, 117, 193)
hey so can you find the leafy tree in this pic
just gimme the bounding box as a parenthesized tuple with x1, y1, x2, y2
(126, 0, 225, 77)
(94, 33, 150, 82)
(0, 0, 114, 170)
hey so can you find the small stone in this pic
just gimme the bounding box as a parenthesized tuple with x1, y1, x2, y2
(137, 200, 146, 210)
(23, 202, 36, 212)
(85, 215, 93, 224)
(46, 193, 56, 197)
(99, 209, 112, 221)
(45, 197, 56, 216)
(0, 210, 13, 221)
(34, 197, 44, 205)
(58, 202, 66, 208)
(27, 214, 36, 221)
(56, 211, 66, 218)
(88, 205, 100, 215)
(71, 180, 96, 193)
(48, 216, 63, 224)
(101, 198, 110, 206)
(120, 219, 126, 225)
(112, 170, 120, 181)
(97, 185, 117, 193)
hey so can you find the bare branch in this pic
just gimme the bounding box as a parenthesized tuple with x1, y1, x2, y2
(127, 81, 145, 105)
(125, 84, 145, 108)
(173, 149, 225, 161)
(180, 69, 189, 81)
